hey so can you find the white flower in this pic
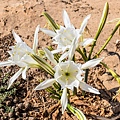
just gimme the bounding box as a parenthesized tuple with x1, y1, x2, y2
(34, 48, 103, 114)
(80, 38, 95, 47)
(40, 10, 91, 53)
(55, 61, 83, 90)
(0, 25, 40, 89)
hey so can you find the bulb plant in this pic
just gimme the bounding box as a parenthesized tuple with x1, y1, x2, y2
(0, 2, 120, 120)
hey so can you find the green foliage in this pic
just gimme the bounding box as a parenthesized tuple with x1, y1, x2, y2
(0, 73, 16, 113)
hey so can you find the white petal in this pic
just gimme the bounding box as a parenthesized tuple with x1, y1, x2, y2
(7, 68, 23, 89)
(68, 38, 77, 60)
(34, 79, 55, 90)
(63, 10, 71, 28)
(12, 30, 22, 43)
(59, 51, 69, 62)
(79, 14, 91, 34)
(61, 88, 68, 114)
(80, 38, 94, 47)
(44, 48, 57, 65)
(22, 66, 28, 79)
(33, 25, 40, 53)
(0, 61, 14, 67)
(79, 81, 100, 94)
(52, 40, 59, 45)
(51, 49, 62, 54)
(81, 57, 104, 69)
(40, 28, 56, 37)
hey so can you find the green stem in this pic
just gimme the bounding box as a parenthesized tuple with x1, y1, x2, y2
(84, 69, 89, 83)
(83, 48, 87, 58)
(88, 2, 109, 60)
(94, 20, 120, 58)
(76, 48, 87, 61)
(73, 87, 77, 95)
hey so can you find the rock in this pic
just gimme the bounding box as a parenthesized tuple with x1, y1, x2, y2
(115, 64, 120, 75)
(9, 118, 15, 120)
(28, 117, 35, 120)
(103, 79, 119, 91)
(103, 55, 119, 69)
(112, 104, 120, 114)
(8, 112, 14, 118)
(98, 73, 113, 82)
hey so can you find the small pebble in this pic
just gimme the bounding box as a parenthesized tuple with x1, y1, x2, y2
(22, 113, 27, 118)
(0, 108, 4, 113)
(9, 118, 15, 120)
(13, 97, 18, 103)
(16, 118, 22, 120)
(18, 103, 24, 109)
(15, 106, 19, 112)
(24, 102, 31, 110)
(3, 113, 8, 118)
(6, 101, 11, 106)
(8, 112, 13, 118)
(1, 116, 4, 120)
(15, 112, 19, 116)
(11, 106, 15, 111)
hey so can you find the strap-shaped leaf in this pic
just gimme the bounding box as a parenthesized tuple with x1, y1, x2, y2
(88, 2, 109, 59)
(43, 12, 60, 31)
(101, 62, 120, 84)
(67, 103, 86, 120)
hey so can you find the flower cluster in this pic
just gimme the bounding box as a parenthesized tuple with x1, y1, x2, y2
(0, 10, 103, 115)
(0, 26, 40, 89)
(2, 4, 119, 118)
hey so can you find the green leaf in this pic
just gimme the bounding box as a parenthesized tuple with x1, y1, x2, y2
(94, 20, 120, 57)
(46, 87, 60, 97)
(53, 82, 61, 90)
(101, 62, 120, 84)
(50, 95, 60, 100)
(43, 12, 60, 31)
(38, 50, 45, 57)
(67, 103, 86, 120)
(107, 18, 120, 24)
(30, 54, 55, 76)
(88, 2, 109, 59)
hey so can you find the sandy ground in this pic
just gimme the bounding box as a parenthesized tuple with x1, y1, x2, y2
(0, 0, 120, 120)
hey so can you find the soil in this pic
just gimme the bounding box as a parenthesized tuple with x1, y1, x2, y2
(0, 0, 120, 120)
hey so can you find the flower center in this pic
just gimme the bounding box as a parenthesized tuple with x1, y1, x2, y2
(65, 72, 70, 76)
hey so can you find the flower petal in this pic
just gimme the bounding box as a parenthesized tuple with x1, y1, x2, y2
(80, 38, 95, 47)
(34, 79, 55, 90)
(68, 37, 77, 60)
(59, 51, 69, 62)
(79, 81, 100, 94)
(7, 68, 23, 89)
(33, 25, 40, 53)
(61, 88, 68, 114)
(79, 14, 91, 34)
(81, 57, 104, 69)
(12, 30, 22, 43)
(0, 61, 14, 67)
(63, 10, 71, 28)
(40, 27, 56, 37)
(22, 66, 28, 79)
(44, 48, 57, 65)
(51, 49, 62, 54)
